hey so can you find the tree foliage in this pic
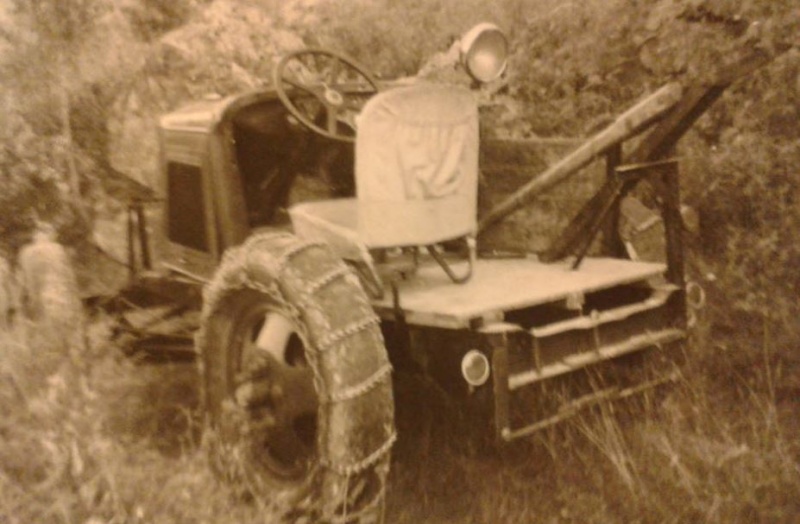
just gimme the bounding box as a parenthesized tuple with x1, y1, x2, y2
(0, 0, 211, 254)
(124, 0, 207, 40)
(0, 111, 89, 254)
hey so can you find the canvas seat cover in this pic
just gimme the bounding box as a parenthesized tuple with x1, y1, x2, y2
(290, 83, 478, 256)
(355, 83, 479, 247)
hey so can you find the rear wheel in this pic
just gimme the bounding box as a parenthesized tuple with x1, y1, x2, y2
(198, 232, 395, 522)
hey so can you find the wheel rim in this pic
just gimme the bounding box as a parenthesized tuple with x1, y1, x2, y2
(233, 306, 318, 480)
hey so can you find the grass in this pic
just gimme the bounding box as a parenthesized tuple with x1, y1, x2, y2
(0, 318, 267, 524)
(0, 306, 798, 523)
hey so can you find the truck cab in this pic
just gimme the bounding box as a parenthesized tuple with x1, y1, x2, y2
(158, 89, 358, 280)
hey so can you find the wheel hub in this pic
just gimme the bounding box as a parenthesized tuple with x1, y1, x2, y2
(236, 310, 319, 480)
(323, 86, 345, 107)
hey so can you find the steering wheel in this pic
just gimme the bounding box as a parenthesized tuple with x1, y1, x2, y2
(273, 49, 380, 143)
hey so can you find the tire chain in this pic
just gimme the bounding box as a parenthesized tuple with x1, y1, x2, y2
(199, 231, 395, 522)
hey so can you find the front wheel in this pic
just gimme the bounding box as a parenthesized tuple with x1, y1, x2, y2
(197, 232, 395, 522)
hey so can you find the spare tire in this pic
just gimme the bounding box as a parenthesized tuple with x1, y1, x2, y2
(197, 232, 395, 522)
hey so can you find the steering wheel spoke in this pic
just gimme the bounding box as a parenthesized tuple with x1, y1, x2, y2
(326, 106, 341, 134)
(342, 96, 367, 111)
(279, 75, 325, 101)
(274, 48, 380, 142)
(326, 56, 342, 85)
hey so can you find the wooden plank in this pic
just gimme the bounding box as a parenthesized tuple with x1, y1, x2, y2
(539, 50, 776, 262)
(370, 257, 665, 329)
(478, 83, 683, 233)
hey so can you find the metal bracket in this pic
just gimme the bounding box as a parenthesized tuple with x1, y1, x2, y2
(427, 236, 476, 284)
(501, 369, 681, 441)
(559, 158, 680, 270)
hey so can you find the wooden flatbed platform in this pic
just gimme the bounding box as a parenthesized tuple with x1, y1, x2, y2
(371, 257, 665, 329)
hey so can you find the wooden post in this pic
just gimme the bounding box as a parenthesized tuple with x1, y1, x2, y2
(661, 160, 687, 325)
(480, 323, 520, 442)
(134, 203, 152, 270)
(127, 205, 136, 279)
(602, 144, 624, 257)
(492, 343, 511, 442)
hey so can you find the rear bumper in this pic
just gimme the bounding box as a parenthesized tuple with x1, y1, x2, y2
(480, 284, 687, 442)
(492, 330, 684, 442)
(382, 271, 688, 442)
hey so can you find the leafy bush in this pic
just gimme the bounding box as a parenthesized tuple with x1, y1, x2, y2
(0, 112, 91, 256)
(124, 0, 209, 40)
(687, 49, 800, 329)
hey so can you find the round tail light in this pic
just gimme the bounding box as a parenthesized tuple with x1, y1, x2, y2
(461, 349, 491, 387)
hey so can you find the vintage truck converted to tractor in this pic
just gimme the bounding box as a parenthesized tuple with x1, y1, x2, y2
(111, 23, 767, 523)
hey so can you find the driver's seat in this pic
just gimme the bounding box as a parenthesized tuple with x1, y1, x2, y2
(290, 83, 479, 296)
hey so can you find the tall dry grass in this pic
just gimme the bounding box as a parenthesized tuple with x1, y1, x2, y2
(563, 309, 800, 523)
(2, 304, 798, 523)
(0, 317, 281, 524)
(382, 304, 800, 523)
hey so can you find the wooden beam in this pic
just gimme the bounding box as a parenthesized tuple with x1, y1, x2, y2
(631, 49, 772, 163)
(478, 83, 683, 233)
(602, 144, 624, 257)
(540, 49, 775, 262)
(661, 160, 686, 292)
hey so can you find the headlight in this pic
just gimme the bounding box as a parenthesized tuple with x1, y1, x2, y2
(461, 349, 491, 387)
(459, 23, 509, 83)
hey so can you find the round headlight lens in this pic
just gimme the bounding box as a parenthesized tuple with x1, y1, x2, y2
(460, 23, 509, 83)
(461, 349, 491, 387)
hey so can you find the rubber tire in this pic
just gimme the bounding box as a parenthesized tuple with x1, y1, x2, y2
(197, 232, 395, 522)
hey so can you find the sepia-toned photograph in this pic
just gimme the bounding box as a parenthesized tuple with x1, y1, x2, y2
(1, 1, 798, 522)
